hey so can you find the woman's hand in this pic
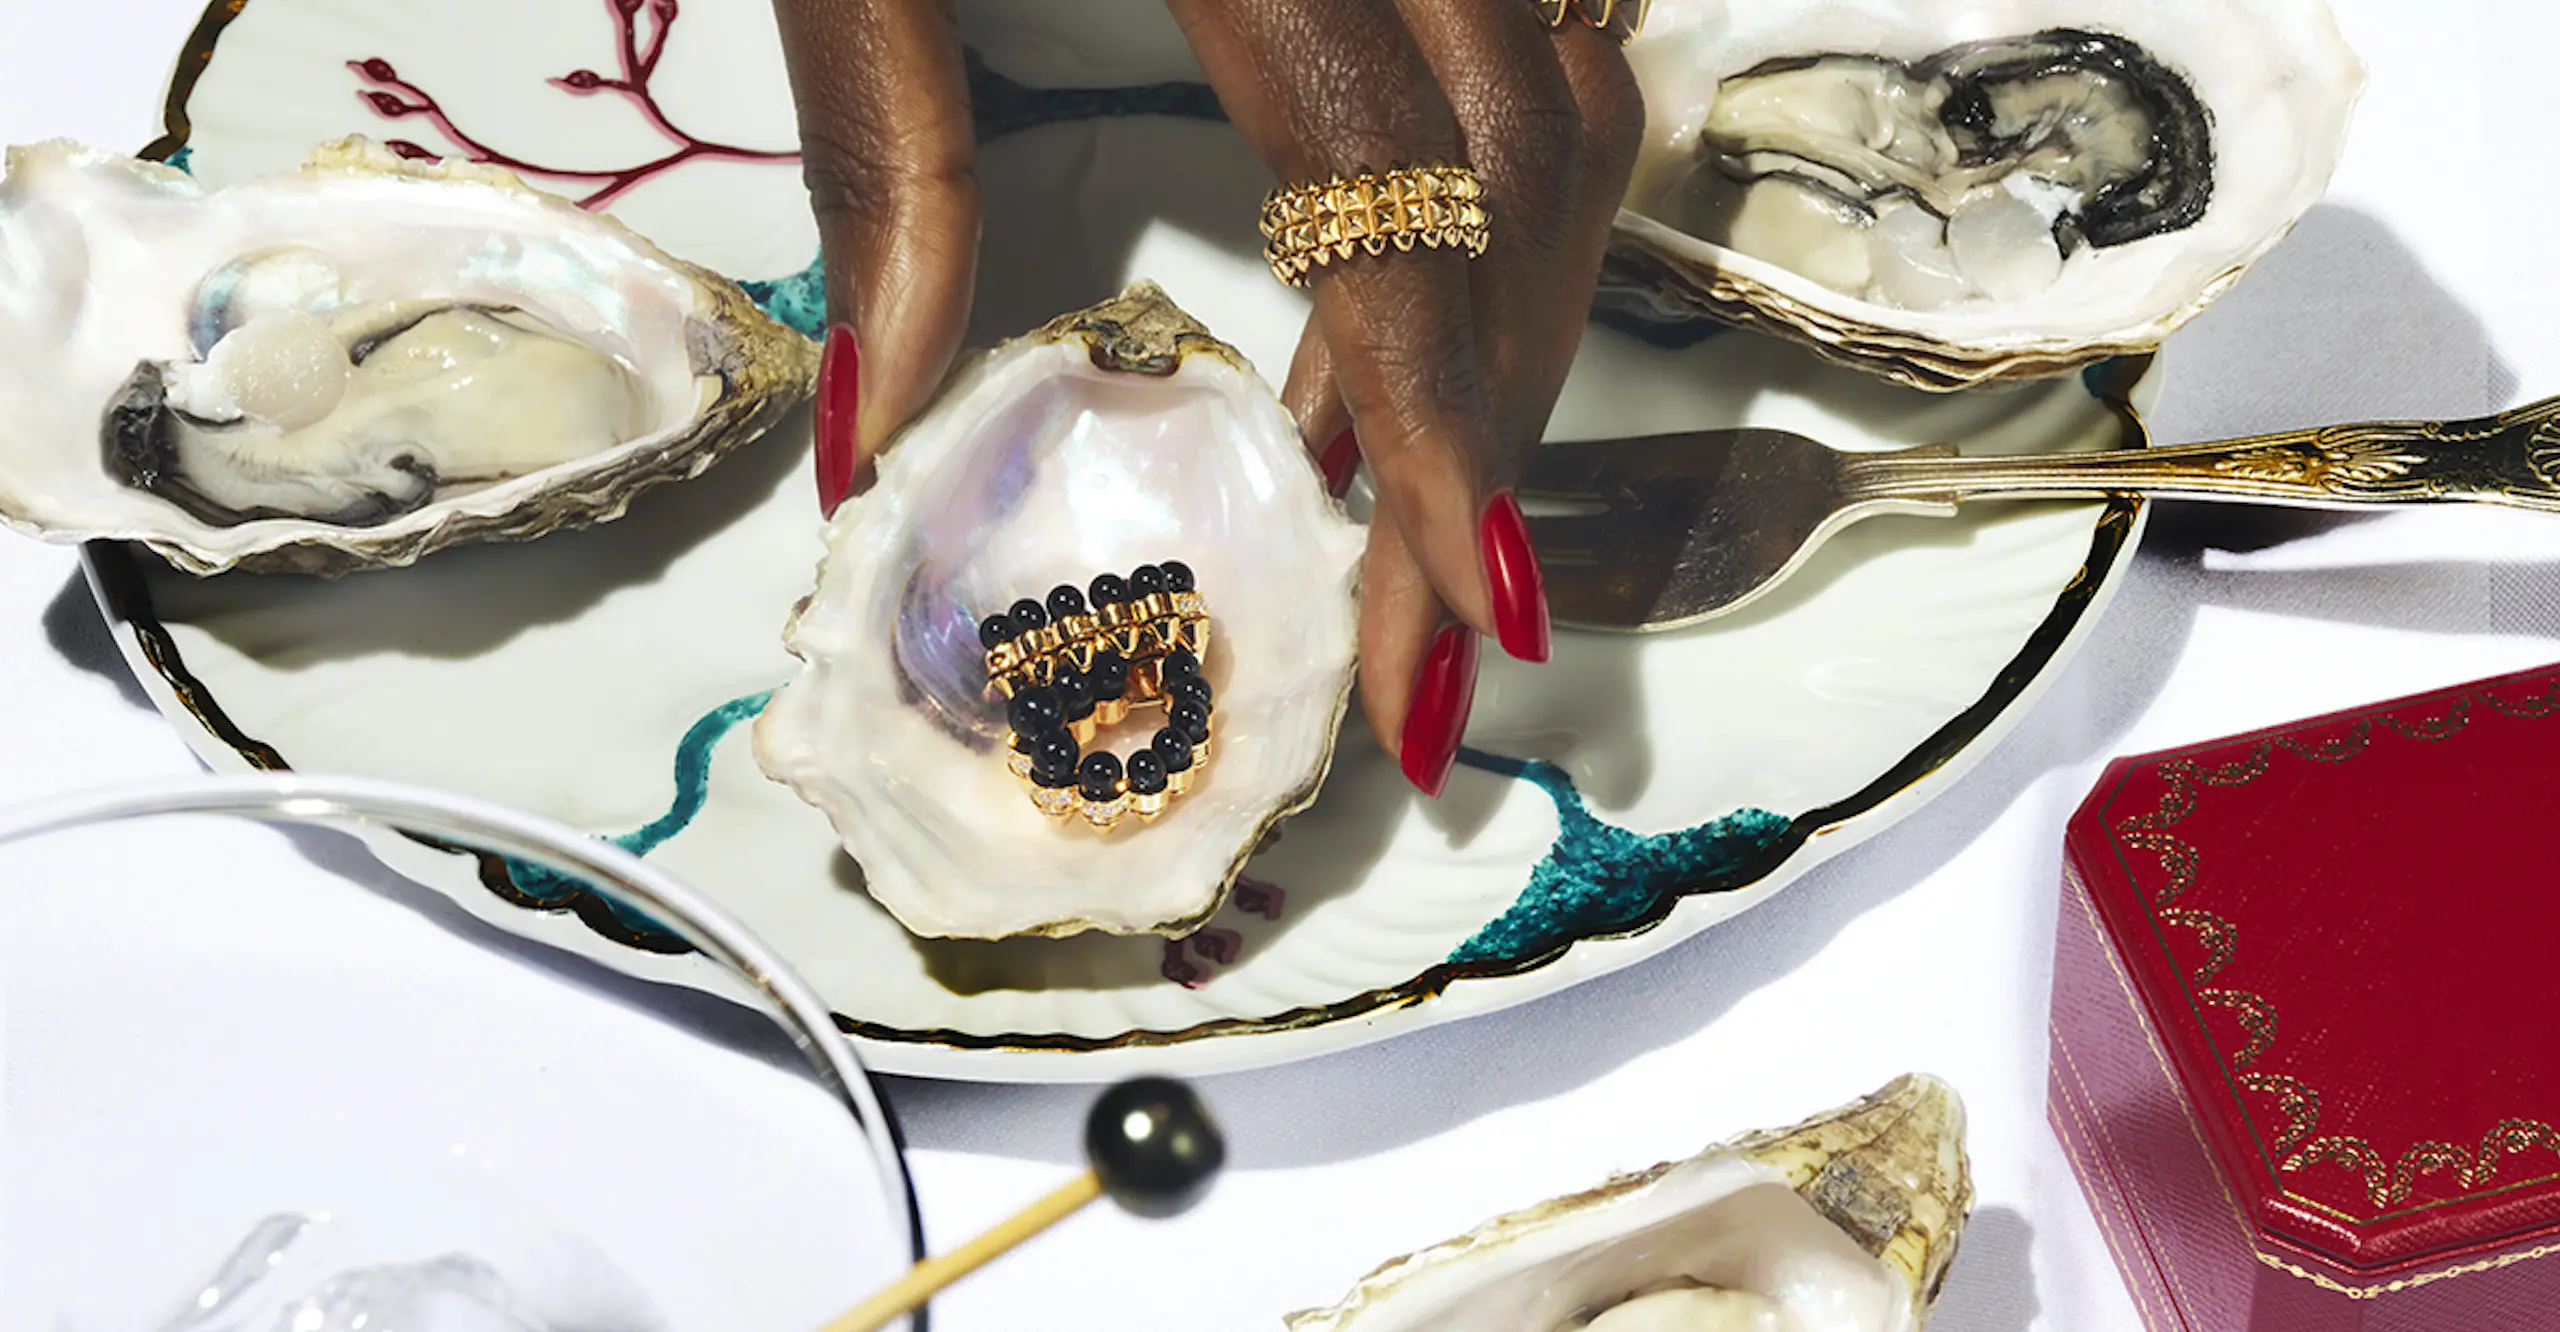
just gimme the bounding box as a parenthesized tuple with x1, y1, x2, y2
(770, 0, 979, 513)
(1163, 0, 1645, 795)
(772, 0, 1643, 796)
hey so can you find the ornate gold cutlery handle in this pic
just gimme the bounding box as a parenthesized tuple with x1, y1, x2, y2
(1841, 394, 2560, 512)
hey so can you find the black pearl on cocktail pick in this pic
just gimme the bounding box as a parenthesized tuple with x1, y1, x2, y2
(1046, 583, 1088, 619)
(978, 614, 1015, 650)
(1160, 560, 1195, 593)
(1129, 564, 1166, 598)
(1085, 1077, 1225, 1219)
(1089, 572, 1131, 607)
(821, 1075, 1228, 1330)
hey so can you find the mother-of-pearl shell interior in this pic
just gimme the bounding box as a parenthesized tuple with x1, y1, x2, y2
(755, 288, 1364, 940)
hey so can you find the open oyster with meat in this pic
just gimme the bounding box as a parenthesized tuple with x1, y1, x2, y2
(1607, 0, 2365, 389)
(0, 137, 813, 575)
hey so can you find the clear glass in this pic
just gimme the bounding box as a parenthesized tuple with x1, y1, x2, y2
(0, 772, 921, 1331)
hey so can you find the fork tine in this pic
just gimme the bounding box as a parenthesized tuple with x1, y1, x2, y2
(1525, 497, 1697, 633)
(1519, 431, 1726, 500)
(1523, 433, 1719, 627)
(1518, 508, 1640, 561)
(1534, 535, 1696, 631)
(1518, 447, 1613, 501)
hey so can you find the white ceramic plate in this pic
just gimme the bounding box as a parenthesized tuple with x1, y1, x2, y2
(83, 0, 2156, 1080)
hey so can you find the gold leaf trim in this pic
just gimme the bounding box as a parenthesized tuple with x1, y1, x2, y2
(2198, 989, 2279, 1067)
(2486, 680, 2560, 718)
(2380, 699, 2473, 742)
(2283, 1138, 2390, 1208)
(2480, 1119, 2560, 1183)
(2258, 1236, 2560, 1300)
(2062, 873, 2560, 1298)
(2106, 685, 2560, 1223)
(2210, 435, 2427, 489)
(2160, 907, 2237, 983)
(2392, 1142, 2478, 1206)
(2239, 1072, 2321, 1155)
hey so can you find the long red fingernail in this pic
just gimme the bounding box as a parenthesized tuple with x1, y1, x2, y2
(1399, 625, 1478, 798)
(1480, 491, 1551, 664)
(1318, 427, 1359, 499)
(815, 323, 858, 517)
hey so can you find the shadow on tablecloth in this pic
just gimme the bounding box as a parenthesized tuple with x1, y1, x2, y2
(1931, 1206, 2038, 1332)
(2145, 200, 2522, 554)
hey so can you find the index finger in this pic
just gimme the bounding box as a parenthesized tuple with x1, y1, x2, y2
(1166, 0, 1498, 639)
(772, 0, 979, 469)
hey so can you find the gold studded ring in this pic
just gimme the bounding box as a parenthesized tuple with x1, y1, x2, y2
(980, 563, 1215, 833)
(1258, 163, 1491, 289)
(1530, 0, 1647, 43)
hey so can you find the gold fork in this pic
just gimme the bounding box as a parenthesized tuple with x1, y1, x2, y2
(1523, 395, 2560, 632)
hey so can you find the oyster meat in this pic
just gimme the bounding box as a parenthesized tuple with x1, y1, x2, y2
(1288, 1074, 1972, 1332)
(754, 283, 1364, 941)
(1610, 0, 2364, 389)
(0, 138, 814, 575)
(1662, 29, 2213, 311)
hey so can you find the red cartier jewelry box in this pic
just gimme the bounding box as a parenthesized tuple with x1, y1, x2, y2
(2051, 662, 2560, 1329)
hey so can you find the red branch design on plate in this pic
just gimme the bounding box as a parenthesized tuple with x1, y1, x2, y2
(348, 0, 798, 209)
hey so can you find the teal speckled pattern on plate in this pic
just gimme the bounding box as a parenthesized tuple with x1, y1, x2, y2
(739, 257, 828, 340)
(1446, 748, 1789, 967)
(501, 689, 1789, 970)
(501, 689, 772, 939)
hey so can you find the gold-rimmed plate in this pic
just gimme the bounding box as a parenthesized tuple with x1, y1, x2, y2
(87, 0, 2155, 1080)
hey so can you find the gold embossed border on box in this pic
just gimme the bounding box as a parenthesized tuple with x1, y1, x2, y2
(2060, 861, 2560, 1303)
(2101, 674, 2560, 1228)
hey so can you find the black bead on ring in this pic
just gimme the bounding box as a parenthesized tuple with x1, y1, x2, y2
(982, 559, 1214, 831)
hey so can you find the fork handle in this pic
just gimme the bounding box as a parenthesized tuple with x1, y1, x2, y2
(1840, 394, 2560, 513)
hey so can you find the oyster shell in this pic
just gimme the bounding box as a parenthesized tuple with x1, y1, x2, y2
(1607, 0, 2364, 390)
(754, 283, 1364, 941)
(0, 138, 814, 575)
(1289, 1074, 1972, 1332)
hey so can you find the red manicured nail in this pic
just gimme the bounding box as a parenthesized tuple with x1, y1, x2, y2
(1480, 490, 1551, 664)
(1399, 624, 1478, 798)
(1318, 427, 1359, 499)
(815, 323, 859, 517)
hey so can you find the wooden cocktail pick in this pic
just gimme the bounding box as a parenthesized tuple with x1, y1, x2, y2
(821, 1077, 1226, 1331)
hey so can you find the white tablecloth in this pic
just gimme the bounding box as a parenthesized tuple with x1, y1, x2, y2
(8, 2, 2559, 1327)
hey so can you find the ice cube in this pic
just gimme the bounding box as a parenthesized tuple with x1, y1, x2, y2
(268, 1255, 545, 1332)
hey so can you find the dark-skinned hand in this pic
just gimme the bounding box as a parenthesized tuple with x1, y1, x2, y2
(771, 0, 1644, 795)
